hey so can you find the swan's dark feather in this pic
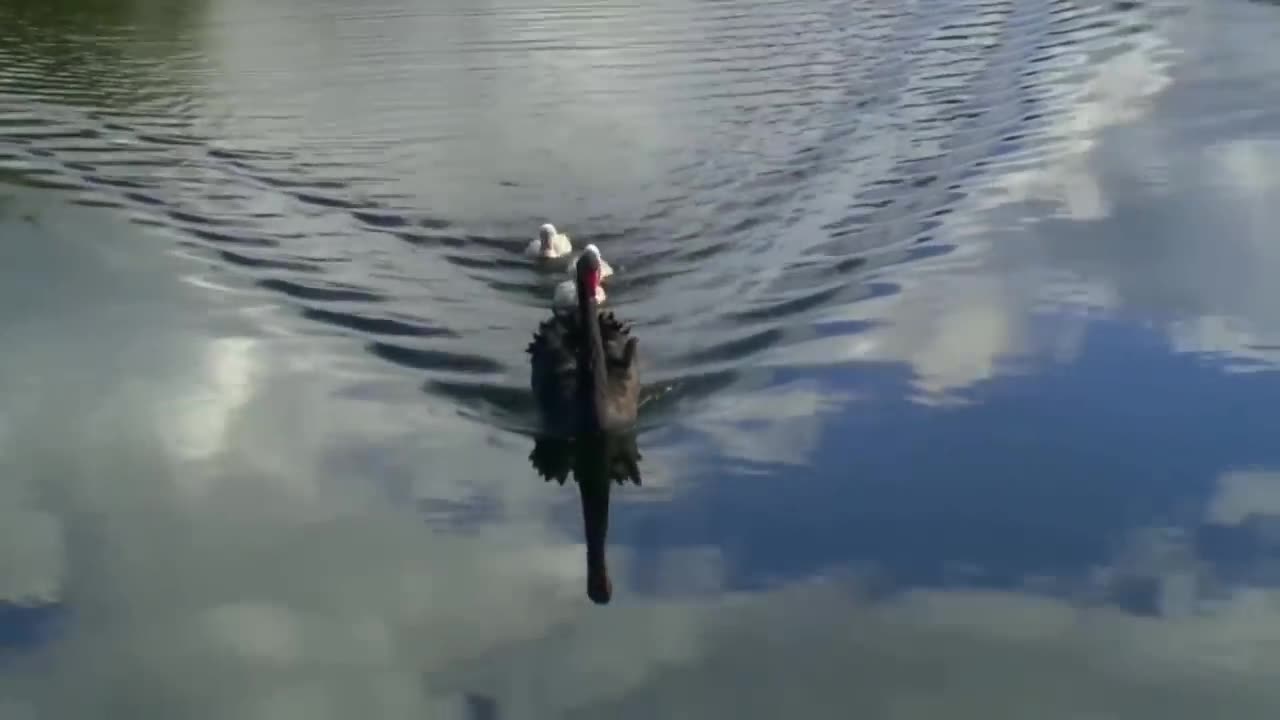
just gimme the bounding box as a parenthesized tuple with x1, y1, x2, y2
(528, 307, 640, 434)
(528, 313, 581, 434)
(529, 433, 642, 487)
(600, 312, 633, 342)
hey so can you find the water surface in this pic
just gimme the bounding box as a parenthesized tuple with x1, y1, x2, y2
(4, 0, 1280, 716)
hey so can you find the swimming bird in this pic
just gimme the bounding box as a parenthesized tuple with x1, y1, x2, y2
(552, 244, 614, 314)
(527, 246, 640, 435)
(526, 222, 573, 259)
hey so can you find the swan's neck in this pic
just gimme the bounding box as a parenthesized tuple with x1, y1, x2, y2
(579, 466, 612, 604)
(577, 279, 610, 430)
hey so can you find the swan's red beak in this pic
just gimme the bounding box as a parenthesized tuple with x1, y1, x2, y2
(586, 269, 601, 294)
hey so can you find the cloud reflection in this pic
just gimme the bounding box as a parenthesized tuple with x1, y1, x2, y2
(1208, 470, 1280, 527)
(11, 2, 1280, 716)
(974, 30, 1174, 222)
(427, 462, 1280, 718)
(734, 7, 1180, 414)
(7, 163, 1280, 720)
(678, 378, 849, 466)
(419, 577, 1280, 719)
(957, 1, 1280, 376)
(0, 508, 62, 606)
(726, 19, 1180, 413)
(0, 192, 594, 715)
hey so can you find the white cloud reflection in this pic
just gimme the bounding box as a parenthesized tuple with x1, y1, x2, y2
(679, 378, 849, 466)
(973, 30, 1174, 222)
(6, 175, 1280, 719)
(718, 15, 1182, 409)
(1208, 469, 1280, 526)
(1154, 138, 1280, 370)
(839, 269, 1029, 405)
(418, 463, 1280, 719)
(10, 2, 1280, 717)
(414, 579, 1280, 719)
(750, 247, 1056, 406)
(0, 508, 62, 606)
(968, 2, 1280, 374)
(0, 191, 589, 715)
(162, 336, 256, 466)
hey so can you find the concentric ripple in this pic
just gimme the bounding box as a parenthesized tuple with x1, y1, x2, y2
(0, 0, 1171, 432)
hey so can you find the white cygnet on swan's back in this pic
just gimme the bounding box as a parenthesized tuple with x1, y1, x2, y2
(552, 244, 613, 314)
(565, 244, 613, 279)
(553, 277, 606, 312)
(526, 223, 573, 259)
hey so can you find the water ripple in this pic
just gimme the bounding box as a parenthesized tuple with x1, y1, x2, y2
(0, 0, 1170, 432)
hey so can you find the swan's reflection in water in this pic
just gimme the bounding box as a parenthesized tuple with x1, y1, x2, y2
(530, 432, 642, 605)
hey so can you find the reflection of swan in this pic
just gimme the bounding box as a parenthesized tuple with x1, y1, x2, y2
(462, 692, 498, 720)
(530, 431, 642, 605)
(552, 244, 614, 314)
(525, 222, 572, 259)
(527, 247, 640, 435)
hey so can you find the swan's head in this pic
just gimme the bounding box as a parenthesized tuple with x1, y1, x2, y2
(574, 244, 603, 297)
(538, 223, 557, 249)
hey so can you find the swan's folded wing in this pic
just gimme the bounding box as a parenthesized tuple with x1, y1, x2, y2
(598, 311, 634, 366)
(529, 316, 581, 415)
(606, 433, 643, 486)
(530, 436, 574, 484)
(608, 338, 639, 393)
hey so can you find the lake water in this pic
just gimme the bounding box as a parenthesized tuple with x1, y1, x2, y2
(3, 0, 1280, 716)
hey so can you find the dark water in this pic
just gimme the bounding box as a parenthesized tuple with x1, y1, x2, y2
(4, 0, 1280, 715)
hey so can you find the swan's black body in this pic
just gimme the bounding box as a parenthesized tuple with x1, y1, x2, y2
(527, 250, 639, 435)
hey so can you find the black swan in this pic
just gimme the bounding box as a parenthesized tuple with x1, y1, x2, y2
(527, 246, 639, 435)
(530, 432, 642, 605)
